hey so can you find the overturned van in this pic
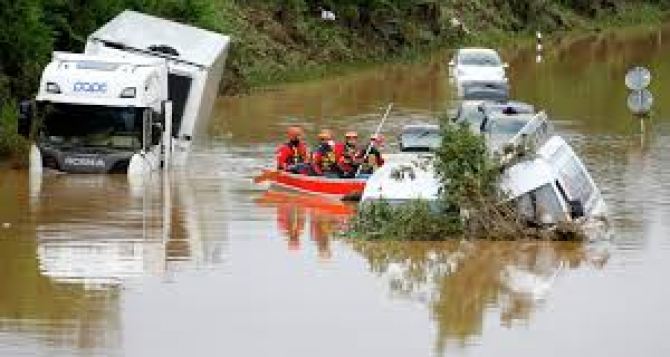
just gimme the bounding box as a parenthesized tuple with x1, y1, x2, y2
(501, 136, 607, 226)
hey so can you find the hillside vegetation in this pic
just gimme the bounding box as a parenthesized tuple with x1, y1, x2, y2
(1, 0, 668, 160)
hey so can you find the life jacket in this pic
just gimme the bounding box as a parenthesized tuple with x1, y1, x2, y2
(314, 143, 337, 172)
(359, 146, 384, 174)
(286, 142, 307, 164)
(337, 143, 360, 175)
(277, 141, 307, 170)
(342, 143, 358, 163)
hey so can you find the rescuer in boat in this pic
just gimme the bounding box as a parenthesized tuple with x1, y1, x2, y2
(358, 134, 385, 175)
(311, 129, 341, 177)
(276, 126, 310, 174)
(336, 131, 363, 178)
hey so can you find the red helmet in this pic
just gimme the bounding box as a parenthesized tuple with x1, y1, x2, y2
(287, 126, 303, 139)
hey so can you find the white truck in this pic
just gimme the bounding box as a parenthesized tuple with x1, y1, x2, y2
(18, 10, 230, 176)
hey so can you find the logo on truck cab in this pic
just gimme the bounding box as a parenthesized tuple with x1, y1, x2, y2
(73, 82, 107, 93)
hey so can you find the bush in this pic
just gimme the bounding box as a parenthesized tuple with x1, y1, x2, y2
(0, 102, 28, 166)
(348, 200, 460, 241)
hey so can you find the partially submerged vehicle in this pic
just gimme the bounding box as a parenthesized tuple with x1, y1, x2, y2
(449, 48, 508, 86)
(501, 135, 607, 225)
(483, 111, 550, 154)
(452, 100, 535, 128)
(359, 155, 440, 204)
(19, 10, 230, 175)
(361, 124, 441, 203)
(397, 124, 441, 152)
(456, 81, 509, 101)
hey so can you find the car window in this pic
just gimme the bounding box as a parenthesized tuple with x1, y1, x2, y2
(549, 149, 595, 207)
(400, 128, 441, 152)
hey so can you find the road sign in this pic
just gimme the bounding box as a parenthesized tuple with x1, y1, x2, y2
(627, 89, 653, 115)
(625, 66, 651, 91)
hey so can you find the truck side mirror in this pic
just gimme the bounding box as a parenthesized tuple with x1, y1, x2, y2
(18, 100, 32, 138)
(568, 199, 585, 219)
(151, 122, 163, 146)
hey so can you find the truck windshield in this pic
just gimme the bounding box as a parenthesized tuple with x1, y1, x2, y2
(40, 103, 144, 149)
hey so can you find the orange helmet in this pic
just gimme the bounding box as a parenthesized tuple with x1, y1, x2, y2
(345, 131, 358, 138)
(287, 126, 303, 139)
(318, 129, 333, 140)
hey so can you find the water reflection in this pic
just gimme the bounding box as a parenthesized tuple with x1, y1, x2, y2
(351, 240, 609, 353)
(255, 190, 353, 259)
(0, 166, 231, 354)
(0, 170, 121, 355)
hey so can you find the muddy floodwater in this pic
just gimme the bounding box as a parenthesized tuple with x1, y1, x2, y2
(2, 24, 670, 356)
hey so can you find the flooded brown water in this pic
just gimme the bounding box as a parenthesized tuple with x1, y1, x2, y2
(1, 24, 670, 356)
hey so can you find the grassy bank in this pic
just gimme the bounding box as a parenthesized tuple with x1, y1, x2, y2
(1, 0, 669, 162)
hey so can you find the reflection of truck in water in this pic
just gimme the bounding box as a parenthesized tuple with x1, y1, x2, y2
(18, 11, 230, 175)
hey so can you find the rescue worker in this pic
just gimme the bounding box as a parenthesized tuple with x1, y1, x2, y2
(358, 133, 385, 175)
(311, 129, 340, 177)
(336, 131, 362, 178)
(276, 126, 310, 174)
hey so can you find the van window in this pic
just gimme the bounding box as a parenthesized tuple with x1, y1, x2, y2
(550, 149, 594, 206)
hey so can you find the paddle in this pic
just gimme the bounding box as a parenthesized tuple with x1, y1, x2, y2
(355, 103, 394, 178)
(253, 169, 279, 184)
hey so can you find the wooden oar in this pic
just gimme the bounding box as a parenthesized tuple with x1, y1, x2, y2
(253, 169, 279, 184)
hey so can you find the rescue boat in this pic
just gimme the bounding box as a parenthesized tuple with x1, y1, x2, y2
(256, 169, 367, 200)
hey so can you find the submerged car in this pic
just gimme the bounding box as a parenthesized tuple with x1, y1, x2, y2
(452, 100, 535, 129)
(361, 124, 441, 204)
(398, 124, 441, 152)
(449, 48, 509, 95)
(457, 81, 509, 101)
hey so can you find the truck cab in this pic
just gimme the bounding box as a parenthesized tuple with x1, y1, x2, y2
(24, 52, 170, 174)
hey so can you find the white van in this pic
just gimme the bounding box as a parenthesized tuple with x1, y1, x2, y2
(501, 136, 607, 225)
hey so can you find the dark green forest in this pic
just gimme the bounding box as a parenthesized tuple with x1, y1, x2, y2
(1, 0, 668, 160)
